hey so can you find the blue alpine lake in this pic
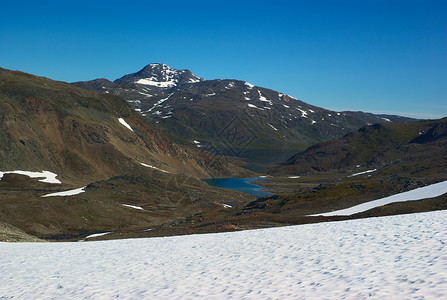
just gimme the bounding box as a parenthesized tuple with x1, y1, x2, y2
(202, 177, 272, 198)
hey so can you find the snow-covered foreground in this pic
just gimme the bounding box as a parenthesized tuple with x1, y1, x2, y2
(311, 179, 447, 216)
(1, 211, 446, 299)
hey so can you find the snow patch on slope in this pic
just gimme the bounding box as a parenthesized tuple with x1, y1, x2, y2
(144, 93, 174, 113)
(247, 103, 264, 110)
(349, 169, 377, 177)
(244, 82, 254, 89)
(296, 108, 308, 118)
(42, 187, 86, 197)
(122, 204, 144, 210)
(268, 123, 278, 131)
(85, 232, 112, 239)
(258, 90, 273, 105)
(193, 140, 202, 148)
(0, 170, 61, 184)
(140, 163, 170, 173)
(226, 82, 235, 89)
(118, 118, 134, 132)
(138, 91, 153, 97)
(311, 179, 447, 216)
(136, 78, 177, 87)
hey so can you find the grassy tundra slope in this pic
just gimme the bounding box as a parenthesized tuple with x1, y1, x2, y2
(0, 68, 253, 240)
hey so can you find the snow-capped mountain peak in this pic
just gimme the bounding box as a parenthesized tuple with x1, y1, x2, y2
(114, 63, 204, 88)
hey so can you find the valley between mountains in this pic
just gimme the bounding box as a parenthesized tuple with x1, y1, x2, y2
(1, 64, 446, 242)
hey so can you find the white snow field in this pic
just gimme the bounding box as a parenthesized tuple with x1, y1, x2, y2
(311, 179, 447, 216)
(1, 210, 446, 299)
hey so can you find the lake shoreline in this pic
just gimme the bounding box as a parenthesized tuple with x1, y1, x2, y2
(202, 177, 273, 198)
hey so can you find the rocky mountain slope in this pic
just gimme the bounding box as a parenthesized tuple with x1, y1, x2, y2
(267, 117, 447, 176)
(0, 67, 253, 240)
(0, 67, 248, 182)
(73, 64, 415, 165)
(223, 117, 447, 225)
(0, 221, 44, 242)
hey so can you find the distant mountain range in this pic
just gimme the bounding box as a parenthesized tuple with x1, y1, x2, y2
(73, 63, 415, 165)
(0, 65, 445, 241)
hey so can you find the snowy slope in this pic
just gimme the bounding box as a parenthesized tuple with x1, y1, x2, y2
(1, 210, 446, 299)
(311, 179, 447, 216)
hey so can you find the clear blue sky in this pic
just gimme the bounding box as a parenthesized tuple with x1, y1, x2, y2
(1, 0, 446, 119)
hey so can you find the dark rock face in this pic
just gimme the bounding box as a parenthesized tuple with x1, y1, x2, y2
(410, 120, 447, 144)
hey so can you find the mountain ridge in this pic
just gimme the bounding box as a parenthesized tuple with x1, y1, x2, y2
(73, 63, 416, 165)
(267, 117, 447, 176)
